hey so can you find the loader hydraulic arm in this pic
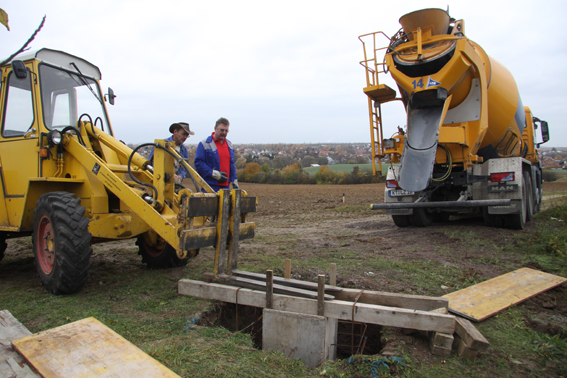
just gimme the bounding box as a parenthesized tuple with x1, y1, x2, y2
(61, 125, 256, 263)
(63, 133, 179, 247)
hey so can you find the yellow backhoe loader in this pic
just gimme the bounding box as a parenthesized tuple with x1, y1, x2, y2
(0, 48, 255, 294)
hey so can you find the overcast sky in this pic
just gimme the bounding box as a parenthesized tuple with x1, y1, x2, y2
(2, 0, 566, 147)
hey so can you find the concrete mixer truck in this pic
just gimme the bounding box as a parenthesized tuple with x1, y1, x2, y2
(359, 8, 550, 229)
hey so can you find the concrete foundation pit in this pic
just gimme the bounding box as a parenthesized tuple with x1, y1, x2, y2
(197, 303, 383, 359)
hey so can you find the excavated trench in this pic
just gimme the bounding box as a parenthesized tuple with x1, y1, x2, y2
(197, 302, 383, 359)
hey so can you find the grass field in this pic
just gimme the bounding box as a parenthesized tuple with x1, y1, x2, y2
(1, 182, 566, 377)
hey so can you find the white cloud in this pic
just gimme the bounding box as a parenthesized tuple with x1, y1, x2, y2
(2, 0, 566, 146)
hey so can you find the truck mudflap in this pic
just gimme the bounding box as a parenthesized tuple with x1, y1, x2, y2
(486, 200, 522, 214)
(370, 199, 511, 210)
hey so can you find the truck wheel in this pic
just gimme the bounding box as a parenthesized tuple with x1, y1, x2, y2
(504, 176, 528, 230)
(410, 208, 433, 227)
(392, 215, 412, 227)
(524, 170, 534, 221)
(32, 192, 92, 294)
(534, 171, 542, 213)
(534, 180, 542, 213)
(136, 232, 190, 269)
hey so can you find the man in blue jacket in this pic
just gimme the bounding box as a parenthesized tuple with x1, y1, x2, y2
(194, 117, 238, 192)
(149, 122, 194, 184)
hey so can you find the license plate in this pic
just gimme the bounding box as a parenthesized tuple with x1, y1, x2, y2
(388, 190, 414, 197)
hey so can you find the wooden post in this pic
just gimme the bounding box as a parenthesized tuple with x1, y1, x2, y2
(317, 274, 325, 316)
(266, 270, 273, 309)
(284, 259, 291, 279)
(329, 263, 337, 286)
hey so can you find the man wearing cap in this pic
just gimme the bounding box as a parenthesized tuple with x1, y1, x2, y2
(194, 117, 238, 192)
(149, 122, 194, 184)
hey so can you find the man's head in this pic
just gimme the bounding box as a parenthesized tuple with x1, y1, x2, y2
(169, 122, 194, 146)
(213, 117, 230, 142)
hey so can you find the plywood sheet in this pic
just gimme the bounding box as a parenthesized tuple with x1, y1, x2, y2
(11, 317, 180, 378)
(443, 268, 566, 322)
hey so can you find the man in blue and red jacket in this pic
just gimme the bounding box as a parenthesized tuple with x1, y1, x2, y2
(194, 117, 238, 192)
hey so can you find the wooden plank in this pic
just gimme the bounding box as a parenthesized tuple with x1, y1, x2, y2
(4, 357, 40, 378)
(0, 310, 32, 341)
(454, 317, 490, 352)
(454, 334, 479, 360)
(284, 259, 291, 279)
(232, 270, 343, 293)
(429, 343, 452, 357)
(203, 273, 335, 300)
(329, 263, 337, 286)
(317, 275, 325, 316)
(443, 268, 566, 322)
(0, 310, 42, 378)
(428, 331, 454, 350)
(12, 317, 180, 378)
(334, 287, 448, 312)
(178, 279, 455, 333)
(266, 270, 274, 309)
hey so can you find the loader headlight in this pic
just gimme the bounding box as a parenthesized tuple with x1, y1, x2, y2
(47, 130, 62, 146)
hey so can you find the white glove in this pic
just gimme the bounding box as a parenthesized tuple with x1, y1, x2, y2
(233, 180, 239, 189)
(212, 170, 221, 180)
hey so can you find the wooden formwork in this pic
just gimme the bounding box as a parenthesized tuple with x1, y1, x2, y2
(181, 248, 490, 358)
(178, 258, 470, 357)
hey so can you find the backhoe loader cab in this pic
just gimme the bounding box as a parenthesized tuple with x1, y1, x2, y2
(0, 48, 256, 294)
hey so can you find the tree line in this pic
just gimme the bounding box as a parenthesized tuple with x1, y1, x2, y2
(236, 163, 383, 185)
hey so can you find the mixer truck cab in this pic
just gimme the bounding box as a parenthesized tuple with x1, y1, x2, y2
(359, 8, 549, 229)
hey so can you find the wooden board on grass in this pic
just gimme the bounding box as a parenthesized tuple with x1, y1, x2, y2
(12, 317, 180, 378)
(0, 310, 42, 378)
(443, 268, 566, 322)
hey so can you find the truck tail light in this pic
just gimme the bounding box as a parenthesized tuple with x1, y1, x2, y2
(386, 180, 399, 188)
(383, 138, 396, 149)
(490, 172, 515, 182)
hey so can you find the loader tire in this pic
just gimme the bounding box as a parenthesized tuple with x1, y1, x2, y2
(392, 215, 412, 227)
(136, 233, 190, 269)
(32, 192, 92, 294)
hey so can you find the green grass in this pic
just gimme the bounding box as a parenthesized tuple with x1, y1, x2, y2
(1, 200, 567, 377)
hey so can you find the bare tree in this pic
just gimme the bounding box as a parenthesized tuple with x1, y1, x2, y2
(0, 15, 46, 66)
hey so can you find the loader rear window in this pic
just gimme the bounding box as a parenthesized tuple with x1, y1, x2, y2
(1, 71, 34, 138)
